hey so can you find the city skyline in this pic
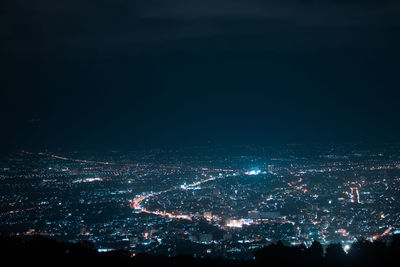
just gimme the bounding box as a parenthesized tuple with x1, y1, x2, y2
(1, 144, 400, 258)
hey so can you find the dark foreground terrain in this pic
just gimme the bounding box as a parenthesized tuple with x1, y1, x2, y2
(1, 234, 400, 267)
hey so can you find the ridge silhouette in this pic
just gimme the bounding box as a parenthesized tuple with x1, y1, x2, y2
(1, 233, 399, 267)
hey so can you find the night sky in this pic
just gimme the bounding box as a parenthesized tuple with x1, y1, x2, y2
(1, 1, 400, 150)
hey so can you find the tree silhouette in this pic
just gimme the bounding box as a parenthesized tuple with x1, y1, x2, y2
(1, 233, 400, 267)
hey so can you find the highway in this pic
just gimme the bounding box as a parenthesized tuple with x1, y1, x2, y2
(130, 176, 217, 221)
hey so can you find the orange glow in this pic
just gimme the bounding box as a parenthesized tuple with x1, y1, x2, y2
(372, 227, 392, 240)
(130, 176, 218, 221)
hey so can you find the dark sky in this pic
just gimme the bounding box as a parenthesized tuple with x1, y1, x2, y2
(1, 0, 400, 150)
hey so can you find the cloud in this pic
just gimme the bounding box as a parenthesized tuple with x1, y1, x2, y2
(1, 0, 399, 59)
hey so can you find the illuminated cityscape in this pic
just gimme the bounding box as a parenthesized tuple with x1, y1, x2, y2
(1, 0, 400, 265)
(1, 144, 400, 258)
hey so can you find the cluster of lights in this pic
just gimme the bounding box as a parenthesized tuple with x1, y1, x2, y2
(72, 177, 103, 183)
(226, 219, 254, 228)
(245, 169, 261, 176)
(226, 219, 243, 228)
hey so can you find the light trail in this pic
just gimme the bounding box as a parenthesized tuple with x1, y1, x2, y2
(33, 151, 225, 221)
(372, 227, 393, 240)
(37, 152, 114, 165)
(350, 187, 360, 203)
(33, 152, 185, 170)
(130, 177, 217, 221)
